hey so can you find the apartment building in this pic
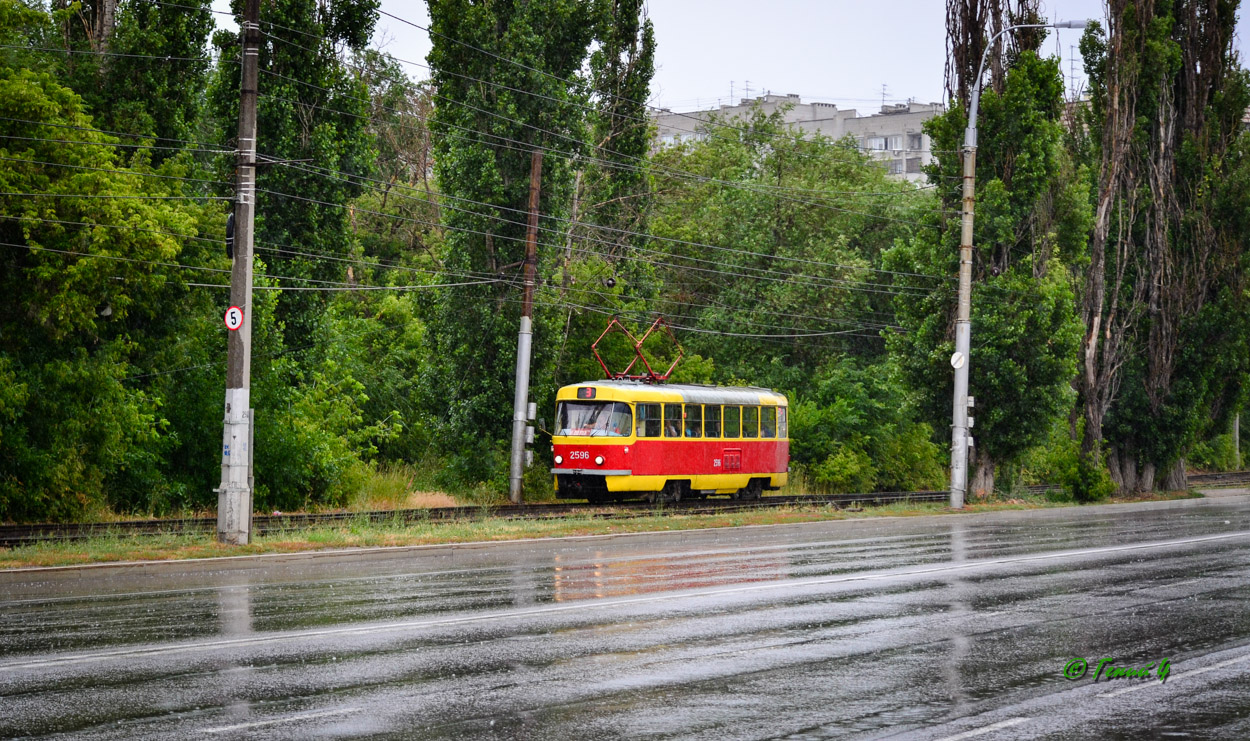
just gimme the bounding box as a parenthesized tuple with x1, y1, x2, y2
(653, 93, 944, 183)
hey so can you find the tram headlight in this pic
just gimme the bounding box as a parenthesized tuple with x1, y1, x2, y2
(554, 455, 563, 464)
(595, 455, 605, 465)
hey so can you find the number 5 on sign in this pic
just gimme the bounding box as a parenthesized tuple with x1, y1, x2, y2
(224, 305, 244, 331)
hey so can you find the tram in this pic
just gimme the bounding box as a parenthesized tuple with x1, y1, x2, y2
(551, 380, 789, 503)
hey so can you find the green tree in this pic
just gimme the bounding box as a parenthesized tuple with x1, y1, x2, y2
(97, 0, 215, 160)
(208, 0, 380, 342)
(1077, 1, 1250, 492)
(424, 0, 596, 485)
(551, 0, 657, 389)
(887, 49, 1087, 497)
(0, 61, 211, 520)
(650, 107, 924, 391)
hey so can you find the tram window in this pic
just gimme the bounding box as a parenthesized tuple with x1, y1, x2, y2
(743, 406, 759, 438)
(704, 405, 721, 438)
(761, 407, 777, 438)
(557, 401, 632, 437)
(664, 403, 682, 437)
(778, 406, 788, 438)
(636, 403, 662, 438)
(684, 404, 703, 438)
(723, 406, 740, 437)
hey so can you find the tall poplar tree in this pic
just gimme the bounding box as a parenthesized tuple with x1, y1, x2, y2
(1078, 0, 1250, 492)
(423, 0, 595, 484)
(889, 18, 1087, 497)
(208, 0, 380, 343)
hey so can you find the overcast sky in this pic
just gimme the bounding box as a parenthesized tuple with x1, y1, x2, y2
(654, 0, 1250, 112)
(218, 1, 1248, 115)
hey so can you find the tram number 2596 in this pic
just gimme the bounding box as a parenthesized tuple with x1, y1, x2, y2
(568, 450, 590, 461)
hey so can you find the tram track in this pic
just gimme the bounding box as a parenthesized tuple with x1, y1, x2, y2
(0, 486, 1072, 549)
(1187, 471, 1250, 487)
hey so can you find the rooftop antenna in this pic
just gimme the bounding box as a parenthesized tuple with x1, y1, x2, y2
(745, 80, 752, 100)
(1069, 44, 1079, 99)
(881, 83, 888, 108)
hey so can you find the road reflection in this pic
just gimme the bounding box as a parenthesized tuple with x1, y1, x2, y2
(551, 550, 789, 601)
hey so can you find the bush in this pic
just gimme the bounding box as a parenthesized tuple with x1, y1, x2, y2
(873, 422, 946, 491)
(1189, 433, 1238, 472)
(1066, 454, 1116, 503)
(811, 447, 875, 494)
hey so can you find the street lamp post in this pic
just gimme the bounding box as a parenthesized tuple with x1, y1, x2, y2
(949, 19, 1090, 509)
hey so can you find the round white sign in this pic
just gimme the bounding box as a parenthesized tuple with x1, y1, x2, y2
(950, 351, 966, 369)
(224, 305, 244, 331)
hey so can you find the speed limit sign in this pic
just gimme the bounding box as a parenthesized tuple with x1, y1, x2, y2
(224, 305, 244, 331)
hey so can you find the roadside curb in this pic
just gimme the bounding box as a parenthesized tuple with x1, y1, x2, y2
(2, 493, 1246, 579)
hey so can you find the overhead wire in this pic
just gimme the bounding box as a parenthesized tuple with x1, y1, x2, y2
(253, 64, 943, 228)
(0, 191, 229, 201)
(251, 27, 941, 210)
(0, 155, 232, 188)
(247, 7, 884, 168)
(256, 183, 940, 302)
(268, 155, 946, 286)
(3, 212, 505, 287)
(4, 205, 898, 335)
(4, 5, 985, 332)
(1, 238, 502, 292)
(0, 128, 950, 307)
(0, 116, 232, 154)
(370, 9, 931, 167)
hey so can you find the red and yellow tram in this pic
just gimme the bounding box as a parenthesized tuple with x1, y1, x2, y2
(551, 380, 789, 502)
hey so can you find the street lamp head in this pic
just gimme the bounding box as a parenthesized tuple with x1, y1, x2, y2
(1052, 19, 1092, 29)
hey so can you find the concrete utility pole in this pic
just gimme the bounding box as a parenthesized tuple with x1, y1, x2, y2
(509, 150, 543, 504)
(217, 0, 261, 544)
(950, 19, 1089, 509)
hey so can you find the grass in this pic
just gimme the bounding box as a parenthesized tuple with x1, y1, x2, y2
(0, 486, 1206, 570)
(344, 463, 459, 512)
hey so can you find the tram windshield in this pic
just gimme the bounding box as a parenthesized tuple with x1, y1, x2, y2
(557, 401, 633, 437)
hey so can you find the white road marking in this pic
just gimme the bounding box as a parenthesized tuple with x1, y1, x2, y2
(202, 707, 361, 734)
(3, 530, 1248, 672)
(1098, 652, 1250, 698)
(932, 716, 1030, 740)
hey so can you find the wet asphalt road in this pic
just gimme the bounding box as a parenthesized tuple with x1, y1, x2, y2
(2, 497, 1250, 740)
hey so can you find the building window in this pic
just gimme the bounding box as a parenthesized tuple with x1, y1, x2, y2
(867, 136, 887, 150)
(908, 133, 923, 150)
(886, 134, 903, 150)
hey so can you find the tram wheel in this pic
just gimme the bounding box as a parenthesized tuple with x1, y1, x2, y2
(736, 479, 763, 500)
(654, 481, 684, 504)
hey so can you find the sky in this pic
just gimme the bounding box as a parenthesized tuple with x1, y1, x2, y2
(217, 1, 1249, 115)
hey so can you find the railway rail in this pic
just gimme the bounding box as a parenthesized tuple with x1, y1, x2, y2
(0, 482, 1073, 550)
(1187, 471, 1250, 487)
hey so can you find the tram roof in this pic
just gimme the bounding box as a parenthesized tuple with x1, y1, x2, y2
(558, 380, 787, 405)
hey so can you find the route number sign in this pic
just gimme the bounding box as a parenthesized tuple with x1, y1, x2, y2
(224, 305, 244, 331)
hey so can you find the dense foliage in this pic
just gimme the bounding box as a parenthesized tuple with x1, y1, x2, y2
(0, 0, 1245, 522)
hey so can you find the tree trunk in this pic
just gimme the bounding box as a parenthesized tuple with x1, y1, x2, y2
(97, 0, 116, 51)
(1138, 461, 1156, 494)
(971, 453, 995, 500)
(1122, 453, 1137, 494)
(1078, 0, 1143, 462)
(1235, 413, 1241, 470)
(1163, 458, 1186, 491)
